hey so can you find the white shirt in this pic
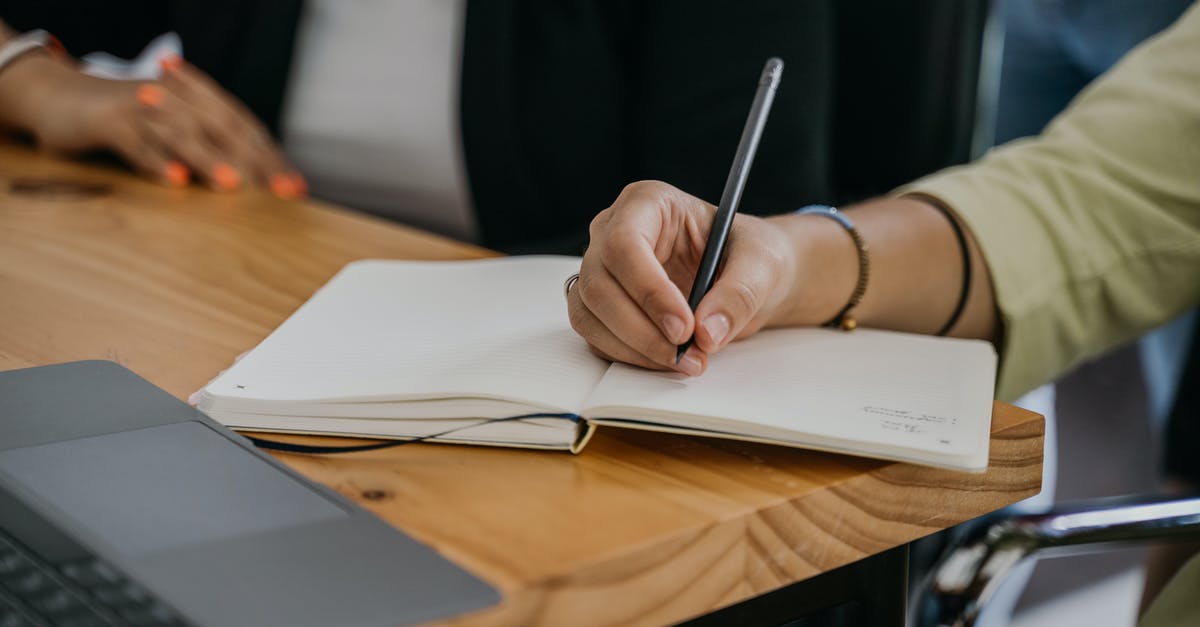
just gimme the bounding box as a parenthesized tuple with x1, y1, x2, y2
(281, 0, 477, 242)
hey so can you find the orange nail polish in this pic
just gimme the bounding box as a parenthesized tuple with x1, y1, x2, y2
(212, 163, 241, 191)
(289, 173, 308, 197)
(163, 161, 190, 188)
(136, 84, 165, 108)
(160, 53, 183, 72)
(270, 174, 297, 199)
(46, 35, 67, 59)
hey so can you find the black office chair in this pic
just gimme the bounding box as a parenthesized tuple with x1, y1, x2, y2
(912, 494, 1200, 627)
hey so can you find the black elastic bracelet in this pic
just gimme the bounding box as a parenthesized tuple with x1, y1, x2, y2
(908, 194, 972, 336)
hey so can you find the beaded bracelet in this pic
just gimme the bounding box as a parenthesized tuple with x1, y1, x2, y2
(795, 205, 869, 331)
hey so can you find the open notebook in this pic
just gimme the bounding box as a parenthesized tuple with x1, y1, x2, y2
(196, 257, 998, 471)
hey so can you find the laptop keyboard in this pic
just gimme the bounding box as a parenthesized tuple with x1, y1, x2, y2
(0, 529, 185, 627)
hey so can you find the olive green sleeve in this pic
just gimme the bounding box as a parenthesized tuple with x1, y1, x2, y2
(1138, 553, 1200, 627)
(899, 4, 1200, 401)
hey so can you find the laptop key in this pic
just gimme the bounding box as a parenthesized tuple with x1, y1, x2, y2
(0, 598, 41, 627)
(88, 587, 129, 609)
(58, 561, 122, 589)
(1, 512, 183, 627)
(3, 572, 51, 598)
(0, 553, 32, 578)
(0, 612, 38, 627)
(28, 588, 83, 616)
(43, 613, 110, 627)
(117, 583, 151, 607)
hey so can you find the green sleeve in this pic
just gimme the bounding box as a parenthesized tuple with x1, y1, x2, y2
(899, 4, 1200, 401)
(1138, 553, 1200, 627)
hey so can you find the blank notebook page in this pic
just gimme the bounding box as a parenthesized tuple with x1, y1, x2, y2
(204, 257, 607, 412)
(586, 328, 996, 458)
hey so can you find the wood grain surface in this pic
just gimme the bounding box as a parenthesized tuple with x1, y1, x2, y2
(0, 143, 1043, 626)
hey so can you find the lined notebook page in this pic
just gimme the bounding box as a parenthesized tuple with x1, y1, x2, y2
(204, 257, 607, 413)
(584, 328, 996, 458)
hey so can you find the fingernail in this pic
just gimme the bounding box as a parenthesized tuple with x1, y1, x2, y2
(270, 173, 297, 199)
(160, 53, 183, 72)
(163, 161, 189, 188)
(212, 163, 241, 191)
(676, 352, 703, 376)
(703, 314, 730, 346)
(136, 84, 165, 108)
(46, 35, 66, 59)
(661, 314, 685, 343)
(289, 173, 308, 197)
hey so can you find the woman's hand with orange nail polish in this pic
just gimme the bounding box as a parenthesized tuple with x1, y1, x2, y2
(135, 84, 165, 108)
(162, 161, 190, 187)
(0, 53, 186, 185)
(153, 55, 304, 196)
(0, 45, 302, 196)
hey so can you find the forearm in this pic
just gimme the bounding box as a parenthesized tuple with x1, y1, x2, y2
(896, 6, 1200, 399)
(0, 19, 15, 45)
(0, 55, 68, 134)
(765, 196, 998, 341)
(0, 20, 66, 135)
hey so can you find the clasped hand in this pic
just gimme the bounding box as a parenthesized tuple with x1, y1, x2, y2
(0, 51, 301, 196)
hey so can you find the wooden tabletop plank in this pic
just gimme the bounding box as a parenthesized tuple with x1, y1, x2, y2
(0, 144, 1043, 626)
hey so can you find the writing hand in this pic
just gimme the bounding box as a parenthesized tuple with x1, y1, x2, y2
(566, 181, 800, 376)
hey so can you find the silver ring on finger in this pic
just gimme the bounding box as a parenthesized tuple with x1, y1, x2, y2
(563, 272, 581, 298)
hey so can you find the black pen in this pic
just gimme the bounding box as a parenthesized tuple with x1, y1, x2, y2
(676, 57, 783, 363)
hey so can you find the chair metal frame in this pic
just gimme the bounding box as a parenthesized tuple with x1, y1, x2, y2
(911, 494, 1200, 627)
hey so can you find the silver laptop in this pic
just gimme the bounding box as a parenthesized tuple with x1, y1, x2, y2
(0, 361, 499, 627)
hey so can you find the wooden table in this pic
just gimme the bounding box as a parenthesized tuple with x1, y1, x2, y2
(0, 144, 1044, 626)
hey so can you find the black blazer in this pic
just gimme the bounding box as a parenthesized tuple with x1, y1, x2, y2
(2, 0, 836, 253)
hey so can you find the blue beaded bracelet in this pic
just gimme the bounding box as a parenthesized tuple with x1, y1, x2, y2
(795, 205, 870, 331)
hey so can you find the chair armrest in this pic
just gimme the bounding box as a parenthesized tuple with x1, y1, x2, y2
(913, 494, 1200, 627)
